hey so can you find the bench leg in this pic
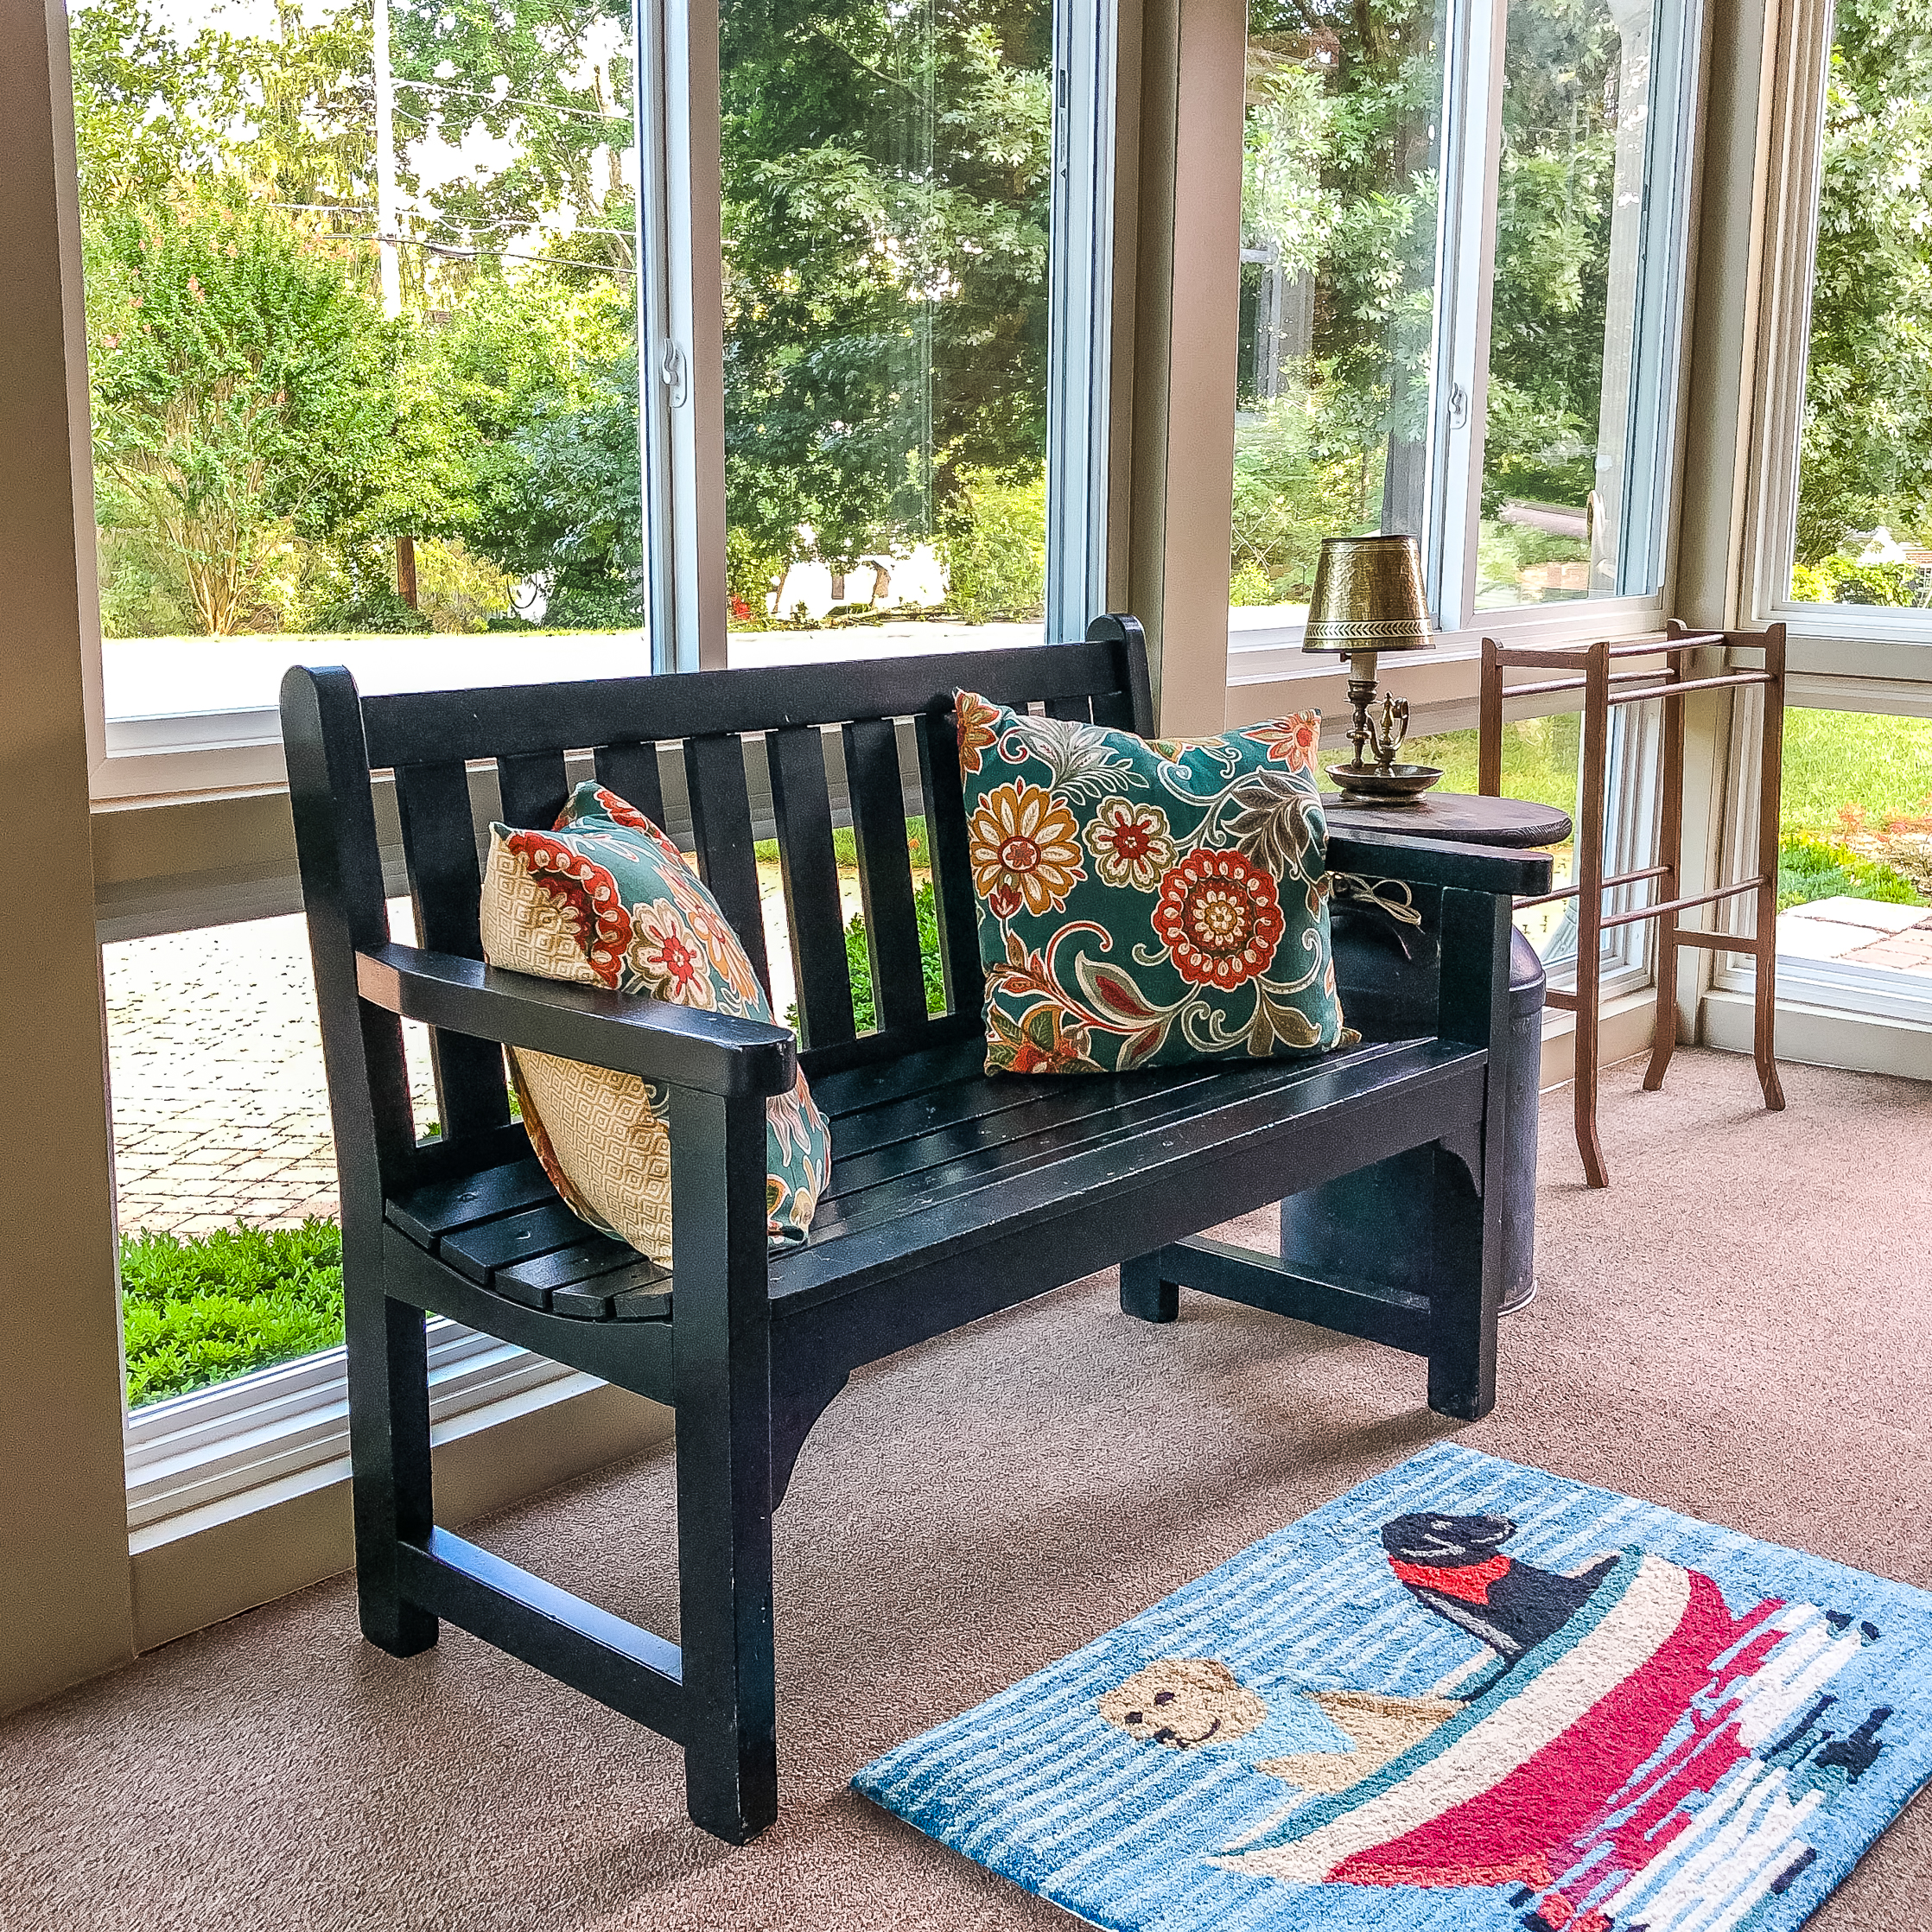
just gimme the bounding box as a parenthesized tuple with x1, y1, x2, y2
(1425, 1142, 1500, 1423)
(1120, 1253, 1179, 1323)
(346, 1291, 438, 1657)
(671, 1087, 779, 1844)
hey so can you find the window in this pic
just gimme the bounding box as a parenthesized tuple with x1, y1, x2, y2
(1230, 0, 1699, 644)
(1711, 705, 1932, 1026)
(71, 0, 652, 782)
(1230, 0, 1446, 633)
(71, 0, 1114, 797)
(715, 0, 1055, 654)
(1783, 0, 1932, 613)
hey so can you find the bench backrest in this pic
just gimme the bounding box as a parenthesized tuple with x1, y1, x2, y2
(283, 618, 1152, 1194)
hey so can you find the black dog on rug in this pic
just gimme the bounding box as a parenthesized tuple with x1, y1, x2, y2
(1380, 1512, 1620, 1664)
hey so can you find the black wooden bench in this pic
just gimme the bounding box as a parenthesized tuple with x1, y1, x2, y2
(281, 616, 1550, 1844)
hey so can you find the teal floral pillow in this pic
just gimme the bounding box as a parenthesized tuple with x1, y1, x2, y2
(478, 779, 830, 1261)
(954, 694, 1353, 1075)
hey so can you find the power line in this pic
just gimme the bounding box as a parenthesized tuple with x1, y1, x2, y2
(393, 76, 631, 124)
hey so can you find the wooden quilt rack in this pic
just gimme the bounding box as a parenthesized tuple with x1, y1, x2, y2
(1479, 620, 1787, 1188)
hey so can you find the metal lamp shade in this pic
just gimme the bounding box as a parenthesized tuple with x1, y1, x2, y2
(1302, 535, 1433, 653)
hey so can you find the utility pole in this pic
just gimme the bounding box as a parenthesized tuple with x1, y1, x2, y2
(372, 0, 401, 319)
(372, 0, 417, 606)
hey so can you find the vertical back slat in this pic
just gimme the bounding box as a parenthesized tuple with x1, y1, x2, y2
(594, 740, 667, 826)
(916, 708, 983, 1017)
(1090, 691, 1135, 730)
(1045, 695, 1093, 724)
(766, 727, 855, 1049)
(496, 750, 572, 831)
(684, 734, 772, 995)
(391, 759, 511, 1141)
(842, 716, 926, 1034)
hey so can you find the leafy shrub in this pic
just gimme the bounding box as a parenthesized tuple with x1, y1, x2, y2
(1776, 831, 1922, 912)
(414, 538, 518, 633)
(943, 470, 1046, 623)
(842, 879, 948, 1028)
(1786, 554, 1932, 607)
(1229, 397, 1365, 601)
(120, 1219, 345, 1407)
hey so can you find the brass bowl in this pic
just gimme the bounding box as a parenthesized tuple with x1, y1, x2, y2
(1325, 760, 1444, 802)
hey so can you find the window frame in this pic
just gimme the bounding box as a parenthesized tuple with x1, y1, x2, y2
(1738, 0, 1932, 670)
(82, 0, 1133, 1535)
(1225, 0, 1705, 660)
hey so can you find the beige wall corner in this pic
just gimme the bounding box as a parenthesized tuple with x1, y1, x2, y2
(130, 1381, 671, 1656)
(0, 0, 139, 1713)
(1125, 0, 1243, 734)
(1673, 0, 1777, 631)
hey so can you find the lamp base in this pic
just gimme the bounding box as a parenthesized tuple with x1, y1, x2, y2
(1325, 760, 1444, 802)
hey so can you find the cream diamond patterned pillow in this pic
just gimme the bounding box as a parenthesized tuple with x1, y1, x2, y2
(477, 780, 829, 1265)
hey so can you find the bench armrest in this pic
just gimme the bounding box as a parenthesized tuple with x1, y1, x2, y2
(355, 943, 798, 1101)
(1328, 827, 1553, 899)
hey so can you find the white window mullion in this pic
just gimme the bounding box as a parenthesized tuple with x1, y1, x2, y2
(1044, 0, 1119, 642)
(635, 0, 728, 674)
(1425, 0, 1505, 635)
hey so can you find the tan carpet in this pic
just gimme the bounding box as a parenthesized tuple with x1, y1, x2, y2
(3, 1047, 1930, 1931)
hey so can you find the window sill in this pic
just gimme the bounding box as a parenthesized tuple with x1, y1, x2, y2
(124, 1319, 580, 1532)
(1224, 601, 1674, 733)
(126, 1361, 670, 1654)
(1702, 982, 1932, 1081)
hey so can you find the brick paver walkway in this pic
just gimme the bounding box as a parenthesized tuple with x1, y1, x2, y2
(105, 912, 435, 1237)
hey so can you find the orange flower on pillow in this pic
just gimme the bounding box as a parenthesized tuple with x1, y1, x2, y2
(1152, 850, 1286, 989)
(955, 690, 1003, 775)
(1242, 714, 1320, 772)
(628, 899, 715, 1007)
(968, 782, 1086, 918)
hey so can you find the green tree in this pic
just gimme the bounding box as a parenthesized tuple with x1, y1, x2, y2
(389, 0, 638, 276)
(718, 0, 1052, 578)
(1794, 0, 1932, 563)
(87, 194, 398, 635)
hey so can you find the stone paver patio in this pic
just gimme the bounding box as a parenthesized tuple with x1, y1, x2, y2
(105, 910, 435, 1237)
(1776, 893, 1932, 974)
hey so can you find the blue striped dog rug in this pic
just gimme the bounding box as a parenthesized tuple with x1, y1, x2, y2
(854, 1444, 1932, 1932)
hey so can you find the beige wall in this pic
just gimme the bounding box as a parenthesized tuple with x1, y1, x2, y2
(0, 0, 140, 1712)
(1125, 0, 1244, 734)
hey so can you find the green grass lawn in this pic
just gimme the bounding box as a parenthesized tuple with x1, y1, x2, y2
(1780, 709, 1932, 835)
(121, 1220, 344, 1407)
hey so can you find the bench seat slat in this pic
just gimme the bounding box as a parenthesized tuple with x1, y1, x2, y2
(767, 726, 855, 1050)
(684, 733, 771, 995)
(771, 1038, 1484, 1309)
(386, 1158, 556, 1246)
(493, 1236, 649, 1308)
(808, 1045, 1417, 1243)
(842, 716, 928, 1036)
(497, 750, 572, 833)
(593, 741, 667, 826)
(393, 758, 512, 1142)
(913, 707, 984, 1029)
(440, 1200, 593, 1284)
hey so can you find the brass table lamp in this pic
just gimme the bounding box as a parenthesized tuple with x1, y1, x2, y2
(1302, 534, 1440, 800)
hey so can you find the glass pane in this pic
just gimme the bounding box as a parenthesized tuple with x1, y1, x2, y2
(717, 0, 1052, 663)
(1776, 709, 1932, 971)
(1788, 4, 1932, 605)
(1401, 718, 1591, 963)
(105, 906, 436, 1407)
(71, 0, 647, 725)
(1476, 0, 1627, 609)
(1230, 0, 1447, 632)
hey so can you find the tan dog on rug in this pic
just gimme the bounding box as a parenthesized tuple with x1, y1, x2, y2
(1098, 1659, 1461, 1795)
